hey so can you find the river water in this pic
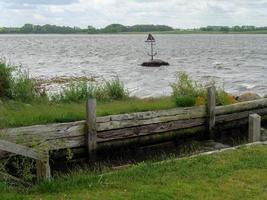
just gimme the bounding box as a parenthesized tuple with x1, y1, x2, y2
(0, 34, 266, 97)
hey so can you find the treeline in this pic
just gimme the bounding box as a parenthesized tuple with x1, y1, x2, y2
(199, 26, 267, 32)
(0, 23, 173, 34)
(1, 24, 267, 34)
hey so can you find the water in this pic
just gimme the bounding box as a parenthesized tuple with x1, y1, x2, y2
(0, 34, 267, 97)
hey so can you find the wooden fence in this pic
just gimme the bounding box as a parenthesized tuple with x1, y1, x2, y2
(1, 87, 267, 180)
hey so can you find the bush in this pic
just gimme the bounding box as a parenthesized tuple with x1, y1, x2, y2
(217, 89, 237, 105)
(0, 62, 13, 98)
(173, 95, 196, 107)
(171, 72, 206, 107)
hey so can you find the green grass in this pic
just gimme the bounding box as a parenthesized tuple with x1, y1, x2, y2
(1, 145, 267, 199)
(0, 97, 175, 128)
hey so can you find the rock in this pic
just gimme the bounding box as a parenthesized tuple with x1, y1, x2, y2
(237, 92, 261, 102)
(141, 59, 169, 67)
(202, 141, 231, 151)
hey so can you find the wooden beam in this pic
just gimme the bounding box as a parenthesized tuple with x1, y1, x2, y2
(36, 153, 51, 181)
(216, 98, 267, 115)
(248, 114, 261, 142)
(97, 106, 206, 123)
(0, 139, 48, 161)
(97, 107, 206, 131)
(207, 86, 216, 139)
(97, 118, 206, 143)
(86, 99, 97, 161)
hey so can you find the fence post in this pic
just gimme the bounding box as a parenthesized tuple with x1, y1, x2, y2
(36, 151, 50, 181)
(86, 99, 97, 162)
(207, 86, 216, 139)
(248, 114, 261, 142)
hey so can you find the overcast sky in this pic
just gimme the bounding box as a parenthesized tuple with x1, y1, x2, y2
(0, 0, 267, 28)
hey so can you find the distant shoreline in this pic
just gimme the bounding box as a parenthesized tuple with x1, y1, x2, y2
(1, 30, 267, 35)
(1, 24, 267, 34)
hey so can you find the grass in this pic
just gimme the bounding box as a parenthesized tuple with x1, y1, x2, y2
(1, 145, 267, 199)
(52, 77, 129, 103)
(0, 62, 236, 128)
(0, 97, 175, 128)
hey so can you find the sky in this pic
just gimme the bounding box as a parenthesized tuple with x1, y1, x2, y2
(0, 0, 267, 28)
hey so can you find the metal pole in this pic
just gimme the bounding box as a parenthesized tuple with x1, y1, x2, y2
(151, 43, 154, 60)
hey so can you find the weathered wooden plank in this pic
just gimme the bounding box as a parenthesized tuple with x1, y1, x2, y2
(97, 106, 206, 123)
(216, 108, 267, 124)
(86, 99, 97, 160)
(0, 139, 48, 161)
(207, 86, 216, 138)
(98, 126, 207, 149)
(0, 121, 85, 150)
(97, 108, 206, 131)
(97, 118, 206, 143)
(248, 114, 261, 142)
(216, 98, 267, 115)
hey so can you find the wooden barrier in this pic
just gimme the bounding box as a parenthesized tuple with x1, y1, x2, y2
(248, 114, 261, 142)
(207, 86, 216, 139)
(0, 139, 50, 181)
(1, 88, 267, 169)
(86, 99, 97, 161)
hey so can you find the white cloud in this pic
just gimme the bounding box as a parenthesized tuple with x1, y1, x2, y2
(0, 0, 266, 28)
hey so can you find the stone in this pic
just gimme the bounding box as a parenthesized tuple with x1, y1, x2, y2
(202, 141, 231, 151)
(141, 59, 169, 67)
(237, 92, 261, 102)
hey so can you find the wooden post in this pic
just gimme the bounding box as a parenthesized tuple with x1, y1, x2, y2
(86, 99, 97, 161)
(36, 151, 50, 181)
(248, 114, 261, 142)
(207, 86, 216, 139)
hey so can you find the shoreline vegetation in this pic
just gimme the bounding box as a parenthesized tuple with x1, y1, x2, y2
(0, 61, 243, 129)
(1, 24, 267, 34)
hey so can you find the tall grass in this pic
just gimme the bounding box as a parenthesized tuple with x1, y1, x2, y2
(103, 77, 129, 100)
(0, 62, 13, 98)
(0, 62, 128, 103)
(52, 77, 129, 103)
(10, 69, 47, 102)
(0, 62, 47, 102)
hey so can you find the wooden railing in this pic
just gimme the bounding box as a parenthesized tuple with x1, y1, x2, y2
(1, 87, 267, 180)
(0, 139, 50, 181)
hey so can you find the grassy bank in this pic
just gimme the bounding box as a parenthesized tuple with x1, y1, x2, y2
(1, 145, 267, 199)
(0, 62, 236, 128)
(0, 97, 175, 128)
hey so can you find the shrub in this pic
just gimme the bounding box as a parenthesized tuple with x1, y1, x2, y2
(171, 72, 206, 107)
(217, 89, 237, 105)
(195, 96, 206, 106)
(0, 62, 13, 98)
(173, 95, 196, 107)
